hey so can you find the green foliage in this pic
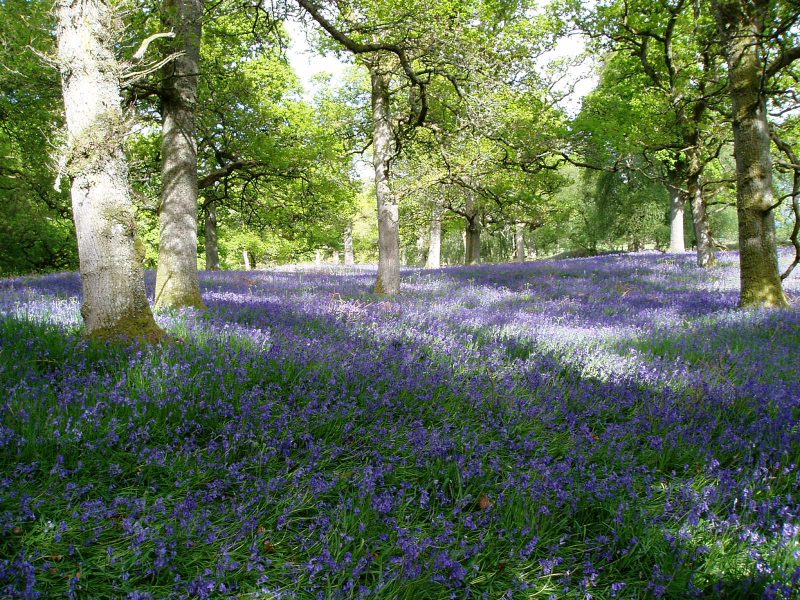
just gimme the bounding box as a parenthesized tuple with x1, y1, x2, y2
(0, 0, 77, 275)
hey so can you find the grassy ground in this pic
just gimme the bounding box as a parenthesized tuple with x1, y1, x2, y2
(1, 252, 799, 599)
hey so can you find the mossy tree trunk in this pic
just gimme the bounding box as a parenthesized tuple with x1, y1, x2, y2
(155, 0, 205, 310)
(369, 58, 401, 295)
(56, 0, 162, 341)
(714, 0, 788, 307)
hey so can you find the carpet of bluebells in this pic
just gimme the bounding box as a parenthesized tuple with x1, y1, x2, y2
(1, 251, 799, 599)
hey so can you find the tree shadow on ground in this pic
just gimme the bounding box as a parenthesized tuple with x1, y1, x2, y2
(1, 260, 799, 598)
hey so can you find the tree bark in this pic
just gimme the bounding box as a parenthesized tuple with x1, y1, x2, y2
(343, 222, 355, 265)
(714, 0, 788, 307)
(464, 190, 480, 265)
(426, 204, 442, 269)
(369, 60, 401, 294)
(56, 0, 162, 341)
(667, 173, 686, 253)
(154, 0, 205, 310)
(686, 146, 716, 267)
(415, 233, 427, 265)
(464, 217, 481, 264)
(242, 250, 251, 270)
(514, 223, 526, 262)
(204, 204, 219, 270)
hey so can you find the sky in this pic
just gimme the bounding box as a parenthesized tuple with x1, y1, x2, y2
(285, 18, 597, 112)
(284, 19, 351, 101)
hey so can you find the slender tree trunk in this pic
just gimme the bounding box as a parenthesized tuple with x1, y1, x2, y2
(242, 250, 251, 271)
(204, 204, 219, 270)
(56, 0, 162, 341)
(343, 222, 355, 265)
(714, 0, 787, 307)
(514, 223, 526, 262)
(415, 233, 427, 265)
(426, 204, 442, 269)
(155, 0, 205, 310)
(667, 172, 686, 253)
(315, 249, 322, 267)
(369, 60, 401, 294)
(683, 140, 716, 267)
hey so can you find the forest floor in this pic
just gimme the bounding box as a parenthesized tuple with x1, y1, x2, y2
(1, 251, 799, 599)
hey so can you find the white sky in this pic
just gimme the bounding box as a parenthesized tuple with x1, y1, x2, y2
(284, 19, 350, 100)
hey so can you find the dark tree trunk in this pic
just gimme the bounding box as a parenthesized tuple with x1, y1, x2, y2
(204, 204, 219, 270)
(714, 0, 788, 307)
(369, 60, 401, 294)
(155, 0, 205, 309)
(56, 0, 162, 341)
(464, 217, 481, 265)
(464, 191, 480, 265)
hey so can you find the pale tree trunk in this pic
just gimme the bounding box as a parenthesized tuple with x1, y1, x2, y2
(514, 223, 526, 262)
(426, 204, 442, 269)
(204, 204, 219, 270)
(369, 60, 401, 294)
(155, 0, 205, 309)
(343, 222, 355, 265)
(242, 250, 251, 270)
(667, 172, 686, 253)
(315, 249, 322, 267)
(714, 0, 787, 307)
(56, 0, 162, 341)
(415, 233, 427, 265)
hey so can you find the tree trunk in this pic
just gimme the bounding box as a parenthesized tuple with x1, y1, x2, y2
(514, 223, 526, 262)
(686, 148, 716, 267)
(714, 0, 787, 307)
(464, 217, 481, 264)
(204, 204, 219, 270)
(155, 0, 205, 310)
(55, 0, 162, 341)
(667, 173, 686, 253)
(343, 222, 355, 265)
(426, 204, 442, 269)
(315, 249, 322, 266)
(369, 61, 401, 294)
(464, 191, 481, 265)
(242, 250, 251, 271)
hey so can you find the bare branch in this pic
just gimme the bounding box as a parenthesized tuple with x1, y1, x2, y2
(131, 31, 175, 62)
